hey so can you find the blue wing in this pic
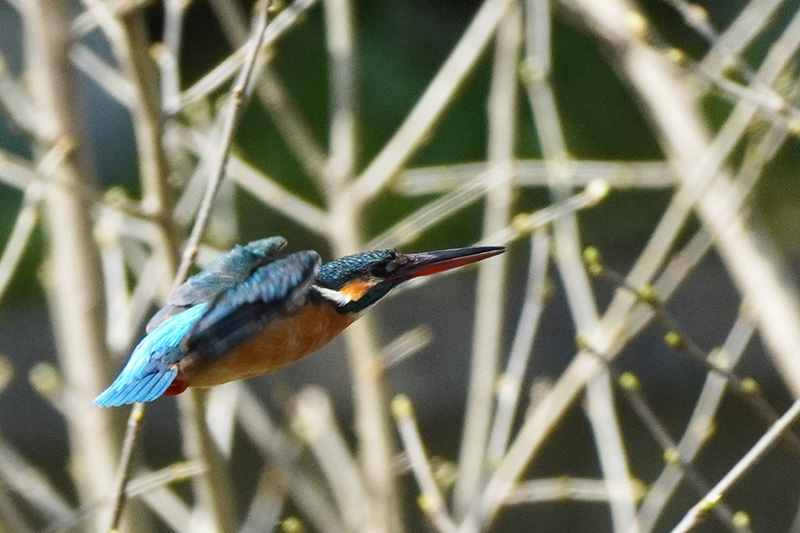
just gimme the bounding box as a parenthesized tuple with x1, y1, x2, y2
(184, 251, 321, 359)
(94, 303, 210, 407)
(146, 237, 287, 332)
(95, 247, 319, 407)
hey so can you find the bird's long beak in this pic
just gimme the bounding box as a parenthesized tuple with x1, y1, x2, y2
(391, 246, 505, 282)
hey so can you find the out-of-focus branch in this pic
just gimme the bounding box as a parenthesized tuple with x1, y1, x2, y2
(117, 9, 180, 290)
(237, 386, 345, 533)
(322, 0, 402, 529)
(352, 0, 514, 202)
(239, 468, 286, 533)
(522, 0, 638, 529)
(672, 398, 800, 533)
(0, 55, 40, 136)
(453, 3, 518, 518)
(504, 478, 645, 505)
(486, 230, 549, 467)
(174, 0, 272, 284)
(206, 0, 328, 184)
(20, 2, 124, 531)
(568, 0, 800, 396)
(322, 0, 356, 193)
(394, 160, 676, 195)
(475, 0, 800, 527)
(392, 395, 458, 533)
(79, 0, 180, 294)
(294, 387, 370, 531)
(698, 0, 784, 77)
(0, 182, 41, 309)
(70, 0, 154, 38)
(178, 392, 237, 532)
(0, 436, 74, 526)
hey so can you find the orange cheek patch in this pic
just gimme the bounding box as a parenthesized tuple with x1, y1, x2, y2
(339, 279, 377, 301)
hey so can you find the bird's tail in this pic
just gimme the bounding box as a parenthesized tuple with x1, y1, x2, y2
(93, 369, 177, 407)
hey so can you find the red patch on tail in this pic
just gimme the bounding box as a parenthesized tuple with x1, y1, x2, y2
(164, 379, 188, 396)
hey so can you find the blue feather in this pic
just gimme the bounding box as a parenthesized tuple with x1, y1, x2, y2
(94, 370, 176, 407)
(184, 251, 320, 358)
(94, 303, 210, 407)
(146, 237, 286, 332)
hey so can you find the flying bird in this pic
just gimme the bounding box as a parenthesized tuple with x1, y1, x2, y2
(94, 237, 505, 407)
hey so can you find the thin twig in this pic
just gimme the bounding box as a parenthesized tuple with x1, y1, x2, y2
(352, 0, 515, 202)
(392, 395, 459, 533)
(598, 265, 800, 456)
(486, 230, 549, 467)
(179, 0, 318, 107)
(567, 0, 800, 397)
(293, 386, 370, 531)
(671, 398, 800, 533)
(173, 0, 272, 285)
(635, 307, 758, 533)
(577, 343, 747, 533)
(107, 403, 145, 532)
(207, 0, 328, 183)
(474, 0, 800, 525)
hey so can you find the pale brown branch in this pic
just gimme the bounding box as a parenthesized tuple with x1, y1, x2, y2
(352, 0, 515, 202)
(173, 0, 272, 285)
(453, 3, 519, 518)
(21, 3, 125, 531)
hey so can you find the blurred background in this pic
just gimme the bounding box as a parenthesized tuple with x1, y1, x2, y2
(1, 0, 800, 531)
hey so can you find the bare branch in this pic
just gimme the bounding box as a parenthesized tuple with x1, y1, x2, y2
(21, 4, 124, 531)
(352, 0, 515, 202)
(173, 0, 272, 285)
(453, 3, 519, 517)
(672, 398, 800, 533)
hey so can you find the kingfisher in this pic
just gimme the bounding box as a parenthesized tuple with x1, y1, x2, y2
(94, 237, 504, 407)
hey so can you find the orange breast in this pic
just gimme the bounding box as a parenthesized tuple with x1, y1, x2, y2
(184, 304, 356, 387)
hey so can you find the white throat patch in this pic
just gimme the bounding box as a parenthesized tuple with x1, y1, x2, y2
(313, 286, 351, 307)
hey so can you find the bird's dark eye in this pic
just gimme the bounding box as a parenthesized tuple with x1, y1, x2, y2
(371, 260, 394, 276)
(371, 253, 407, 277)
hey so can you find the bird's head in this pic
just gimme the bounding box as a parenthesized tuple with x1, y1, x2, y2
(315, 245, 505, 313)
